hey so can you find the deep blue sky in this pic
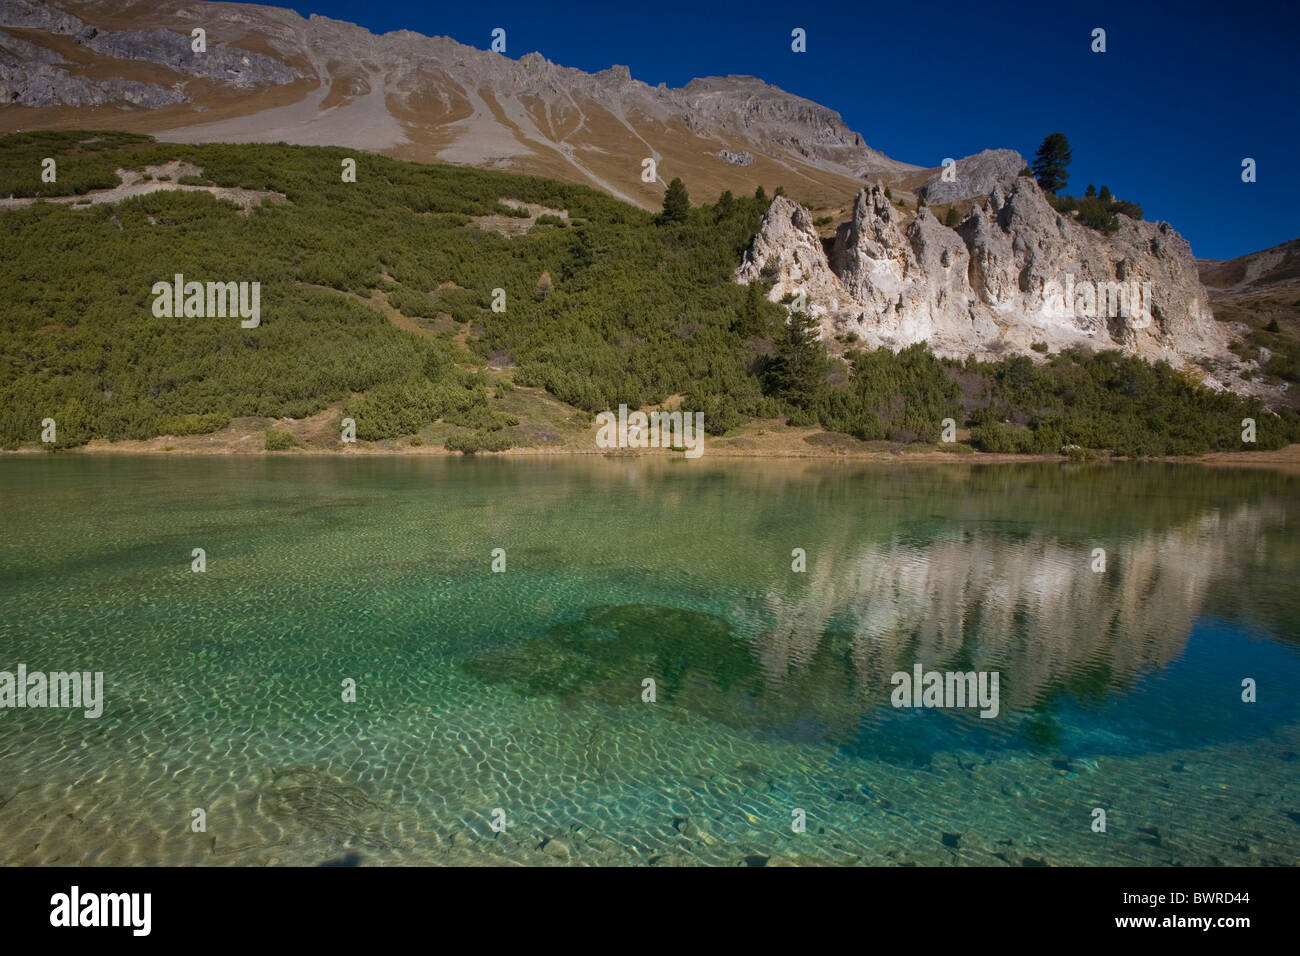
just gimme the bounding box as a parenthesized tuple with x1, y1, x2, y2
(265, 0, 1296, 260)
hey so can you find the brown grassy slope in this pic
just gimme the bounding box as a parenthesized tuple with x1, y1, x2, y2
(1199, 239, 1300, 408)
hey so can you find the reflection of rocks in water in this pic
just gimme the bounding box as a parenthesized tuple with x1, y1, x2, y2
(458, 499, 1296, 753)
(269, 767, 401, 850)
(740, 502, 1287, 715)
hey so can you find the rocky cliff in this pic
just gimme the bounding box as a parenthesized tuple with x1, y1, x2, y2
(919, 148, 1026, 205)
(0, 0, 295, 106)
(737, 178, 1239, 381)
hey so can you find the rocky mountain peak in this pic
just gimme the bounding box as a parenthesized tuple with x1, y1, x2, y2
(596, 63, 632, 84)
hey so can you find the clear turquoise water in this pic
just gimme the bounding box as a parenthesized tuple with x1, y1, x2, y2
(0, 456, 1297, 866)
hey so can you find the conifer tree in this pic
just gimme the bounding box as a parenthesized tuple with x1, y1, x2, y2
(763, 311, 826, 408)
(1032, 133, 1072, 195)
(660, 177, 690, 223)
(716, 189, 735, 218)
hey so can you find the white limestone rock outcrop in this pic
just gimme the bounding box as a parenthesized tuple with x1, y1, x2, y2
(919, 148, 1026, 205)
(737, 179, 1231, 378)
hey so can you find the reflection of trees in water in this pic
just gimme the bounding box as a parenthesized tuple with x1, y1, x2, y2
(740, 501, 1287, 714)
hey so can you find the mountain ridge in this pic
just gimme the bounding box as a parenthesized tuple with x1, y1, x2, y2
(0, 0, 920, 210)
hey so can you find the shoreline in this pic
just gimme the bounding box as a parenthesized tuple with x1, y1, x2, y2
(6, 440, 1300, 472)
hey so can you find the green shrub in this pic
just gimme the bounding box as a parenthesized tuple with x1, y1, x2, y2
(1047, 194, 1079, 213)
(1048, 191, 1143, 232)
(1265, 350, 1300, 383)
(443, 404, 518, 431)
(1109, 199, 1143, 220)
(971, 422, 1050, 454)
(1063, 444, 1101, 461)
(264, 428, 296, 450)
(445, 431, 515, 454)
(345, 377, 445, 440)
(0, 130, 149, 197)
(815, 343, 960, 443)
(387, 285, 440, 318)
(964, 348, 1295, 455)
(48, 398, 92, 449)
(1075, 198, 1119, 232)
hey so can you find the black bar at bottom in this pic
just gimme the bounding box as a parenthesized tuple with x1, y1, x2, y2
(0, 865, 1283, 942)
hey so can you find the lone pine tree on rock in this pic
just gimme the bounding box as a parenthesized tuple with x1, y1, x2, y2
(1033, 132, 1072, 195)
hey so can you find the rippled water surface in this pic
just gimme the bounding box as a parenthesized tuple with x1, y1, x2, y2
(1, 456, 1297, 866)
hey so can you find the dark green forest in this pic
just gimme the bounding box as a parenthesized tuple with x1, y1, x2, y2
(0, 131, 1294, 455)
